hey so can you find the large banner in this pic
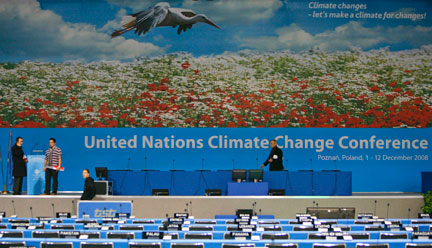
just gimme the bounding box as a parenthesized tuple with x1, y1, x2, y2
(0, 128, 430, 192)
(0, 0, 430, 128)
(0, 0, 431, 193)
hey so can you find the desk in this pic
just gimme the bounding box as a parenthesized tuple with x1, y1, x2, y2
(227, 182, 268, 196)
(107, 171, 352, 196)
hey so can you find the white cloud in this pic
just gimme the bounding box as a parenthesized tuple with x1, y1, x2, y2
(100, 9, 127, 32)
(182, 0, 283, 24)
(235, 21, 432, 52)
(0, 0, 164, 61)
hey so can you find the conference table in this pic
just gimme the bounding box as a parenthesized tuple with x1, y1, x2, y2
(106, 170, 352, 196)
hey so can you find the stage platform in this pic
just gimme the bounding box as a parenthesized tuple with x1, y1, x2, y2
(0, 193, 423, 219)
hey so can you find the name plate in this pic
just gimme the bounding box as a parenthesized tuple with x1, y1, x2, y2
(174, 213, 189, 219)
(386, 224, 401, 231)
(238, 224, 256, 231)
(296, 213, 311, 218)
(343, 235, 353, 241)
(167, 224, 181, 230)
(12, 223, 30, 229)
(326, 236, 337, 241)
(168, 218, 184, 225)
(235, 218, 250, 224)
(116, 213, 130, 219)
(102, 218, 119, 224)
(414, 232, 432, 239)
(358, 213, 373, 219)
(56, 212, 71, 218)
(231, 232, 251, 240)
(143, 231, 164, 239)
(60, 231, 81, 239)
(84, 223, 101, 230)
(238, 213, 251, 219)
(419, 213, 431, 219)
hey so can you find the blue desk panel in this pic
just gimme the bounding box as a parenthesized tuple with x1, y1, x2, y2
(107, 171, 352, 196)
(227, 182, 269, 196)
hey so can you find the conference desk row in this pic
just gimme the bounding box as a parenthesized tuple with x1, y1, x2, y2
(1, 238, 431, 248)
(1, 224, 430, 232)
(0, 229, 430, 239)
(106, 171, 352, 196)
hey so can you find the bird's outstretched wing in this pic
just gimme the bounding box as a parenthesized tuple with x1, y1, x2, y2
(177, 24, 193, 35)
(134, 2, 169, 36)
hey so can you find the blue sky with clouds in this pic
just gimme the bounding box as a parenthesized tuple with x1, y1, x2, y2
(0, 0, 431, 62)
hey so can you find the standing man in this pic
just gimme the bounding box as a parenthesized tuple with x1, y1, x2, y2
(80, 169, 96, 200)
(12, 137, 27, 195)
(43, 138, 62, 195)
(261, 139, 284, 171)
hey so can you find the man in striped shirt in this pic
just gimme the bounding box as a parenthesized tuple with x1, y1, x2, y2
(43, 138, 62, 195)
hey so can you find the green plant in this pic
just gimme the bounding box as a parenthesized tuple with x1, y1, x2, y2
(422, 191, 432, 214)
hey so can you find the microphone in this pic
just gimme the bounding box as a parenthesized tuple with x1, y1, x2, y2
(374, 200, 377, 216)
(29, 206, 33, 218)
(259, 209, 262, 216)
(172, 159, 175, 171)
(256, 157, 258, 169)
(186, 203, 189, 214)
(31, 142, 43, 154)
(309, 159, 313, 171)
(71, 200, 75, 216)
(144, 157, 148, 170)
(127, 158, 131, 170)
(386, 203, 390, 219)
(408, 208, 411, 219)
(190, 201, 193, 216)
(252, 202, 257, 216)
(51, 203, 55, 217)
(201, 159, 204, 170)
(232, 159, 235, 169)
(11, 200, 16, 215)
(316, 202, 319, 207)
(333, 160, 338, 171)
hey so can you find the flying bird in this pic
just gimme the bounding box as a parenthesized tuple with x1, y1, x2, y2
(111, 2, 221, 38)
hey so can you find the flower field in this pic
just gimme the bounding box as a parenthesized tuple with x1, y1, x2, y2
(0, 47, 431, 128)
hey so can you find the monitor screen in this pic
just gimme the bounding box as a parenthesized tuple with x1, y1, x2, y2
(205, 189, 222, 196)
(95, 167, 108, 179)
(41, 242, 73, 248)
(81, 243, 113, 248)
(248, 169, 263, 182)
(232, 169, 247, 182)
(107, 232, 134, 239)
(129, 243, 161, 248)
(0, 242, 26, 248)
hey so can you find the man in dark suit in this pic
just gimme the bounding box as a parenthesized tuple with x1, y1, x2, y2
(12, 137, 27, 195)
(80, 169, 96, 200)
(261, 139, 284, 171)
